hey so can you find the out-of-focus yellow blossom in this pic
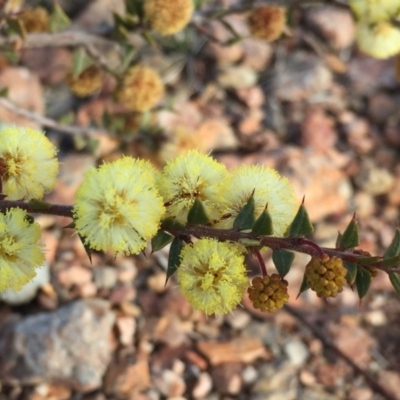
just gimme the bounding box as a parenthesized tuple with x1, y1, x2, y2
(144, 0, 194, 36)
(73, 157, 165, 255)
(116, 65, 164, 112)
(19, 7, 50, 33)
(66, 65, 102, 97)
(356, 21, 400, 59)
(0, 208, 45, 292)
(349, 0, 400, 24)
(215, 165, 297, 236)
(177, 239, 248, 315)
(0, 126, 58, 200)
(247, 5, 286, 42)
(156, 150, 230, 225)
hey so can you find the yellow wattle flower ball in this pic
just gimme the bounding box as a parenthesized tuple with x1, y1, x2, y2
(356, 21, 400, 59)
(0, 126, 59, 200)
(215, 165, 297, 236)
(19, 7, 50, 33)
(349, 0, 400, 24)
(66, 65, 102, 97)
(0, 208, 45, 292)
(73, 157, 165, 255)
(177, 239, 248, 315)
(144, 0, 194, 36)
(156, 150, 230, 225)
(247, 5, 286, 42)
(116, 65, 164, 112)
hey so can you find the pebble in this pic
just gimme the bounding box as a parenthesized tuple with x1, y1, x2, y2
(0, 299, 115, 392)
(284, 339, 310, 366)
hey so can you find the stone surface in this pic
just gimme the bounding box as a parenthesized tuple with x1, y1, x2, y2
(0, 299, 115, 392)
(197, 337, 270, 365)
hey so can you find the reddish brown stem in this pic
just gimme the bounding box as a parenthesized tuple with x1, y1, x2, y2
(252, 247, 267, 277)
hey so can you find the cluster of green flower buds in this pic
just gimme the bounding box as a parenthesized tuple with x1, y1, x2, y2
(305, 254, 347, 298)
(248, 274, 289, 312)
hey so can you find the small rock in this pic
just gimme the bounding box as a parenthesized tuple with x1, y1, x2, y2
(153, 369, 186, 397)
(218, 66, 258, 89)
(304, 6, 355, 50)
(192, 372, 213, 399)
(197, 337, 270, 365)
(273, 52, 332, 102)
(347, 387, 373, 400)
(242, 365, 258, 385)
(300, 106, 337, 151)
(116, 316, 136, 346)
(284, 339, 310, 366)
(252, 363, 299, 398)
(211, 363, 242, 395)
(377, 371, 400, 400)
(148, 272, 169, 294)
(0, 299, 115, 392)
(354, 163, 394, 195)
(104, 359, 151, 396)
(0, 67, 44, 127)
(196, 118, 239, 151)
(93, 266, 118, 290)
(32, 383, 71, 400)
(57, 265, 92, 287)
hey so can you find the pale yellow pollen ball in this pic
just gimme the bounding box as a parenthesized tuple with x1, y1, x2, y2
(144, 0, 194, 36)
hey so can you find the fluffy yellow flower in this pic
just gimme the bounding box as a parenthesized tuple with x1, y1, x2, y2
(349, 0, 400, 23)
(66, 65, 102, 97)
(19, 7, 50, 33)
(215, 165, 297, 235)
(144, 0, 194, 36)
(247, 5, 286, 42)
(157, 150, 230, 225)
(356, 21, 400, 59)
(177, 239, 248, 315)
(0, 208, 45, 292)
(0, 126, 59, 200)
(73, 157, 165, 255)
(116, 65, 164, 112)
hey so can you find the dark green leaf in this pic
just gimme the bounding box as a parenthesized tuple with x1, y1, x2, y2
(72, 47, 93, 78)
(151, 230, 173, 253)
(0, 87, 8, 98)
(356, 256, 381, 265)
(356, 268, 371, 300)
(120, 44, 137, 72)
(50, 3, 71, 32)
(335, 231, 343, 249)
(233, 192, 255, 230)
(289, 203, 314, 237)
(252, 207, 273, 236)
(296, 273, 310, 299)
(166, 237, 183, 284)
(161, 217, 185, 231)
(77, 233, 92, 263)
(338, 215, 359, 249)
(272, 249, 295, 278)
(384, 228, 400, 259)
(6, 17, 26, 38)
(187, 198, 210, 225)
(389, 272, 400, 295)
(343, 261, 357, 285)
(24, 214, 34, 224)
(380, 255, 400, 268)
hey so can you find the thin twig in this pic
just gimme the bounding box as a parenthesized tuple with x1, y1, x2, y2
(284, 304, 398, 400)
(0, 31, 118, 50)
(0, 97, 105, 138)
